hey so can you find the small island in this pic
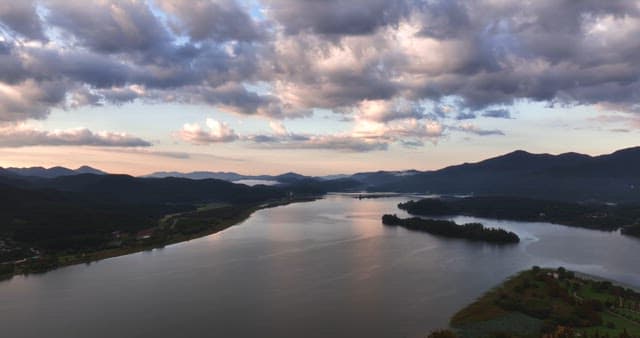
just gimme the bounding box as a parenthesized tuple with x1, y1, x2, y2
(432, 267, 640, 338)
(381, 214, 520, 244)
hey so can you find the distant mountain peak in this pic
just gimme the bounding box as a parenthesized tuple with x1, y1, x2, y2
(610, 146, 640, 156)
(276, 172, 305, 178)
(508, 149, 532, 155)
(3, 165, 106, 178)
(75, 166, 107, 175)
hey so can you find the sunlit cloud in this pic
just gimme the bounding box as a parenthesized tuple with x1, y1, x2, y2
(0, 124, 151, 148)
(177, 118, 239, 144)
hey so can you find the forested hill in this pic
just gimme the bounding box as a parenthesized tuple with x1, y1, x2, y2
(0, 172, 357, 205)
(0, 169, 363, 254)
(0, 172, 332, 272)
(30, 174, 287, 204)
(366, 147, 640, 203)
(0, 182, 191, 253)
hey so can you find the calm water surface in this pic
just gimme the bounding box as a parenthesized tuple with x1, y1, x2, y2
(1, 195, 640, 338)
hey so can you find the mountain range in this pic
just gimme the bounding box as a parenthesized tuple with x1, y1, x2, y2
(366, 147, 640, 202)
(144, 170, 352, 184)
(3, 146, 640, 202)
(3, 166, 106, 178)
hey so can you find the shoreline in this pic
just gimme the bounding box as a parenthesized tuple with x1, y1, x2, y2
(0, 196, 320, 283)
(572, 270, 640, 293)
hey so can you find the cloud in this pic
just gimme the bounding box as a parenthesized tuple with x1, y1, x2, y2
(180, 114, 446, 152)
(455, 123, 505, 136)
(262, 0, 410, 36)
(246, 131, 388, 152)
(0, 1, 46, 41)
(351, 117, 445, 142)
(251, 134, 389, 152)
(45, 0, 170, 54)
(590, 113, 640, 129)
(0, 124, 152, 147)
(178, 118, 239, 144)
(0, 0, 639, 147)
(269, 120, 288, 136)
(283, 135, 389, 152)
(482, 109, 512, 119)
(156, 0, 264, 42)
(455, 112, 476, 120)
(355, 99, 424, 122)
(0, 80, 66, 122)
(98, 147, 192, 159)
(261, 1, 640, 115)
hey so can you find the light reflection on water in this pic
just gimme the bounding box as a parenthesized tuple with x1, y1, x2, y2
(1, 195, 640, 338)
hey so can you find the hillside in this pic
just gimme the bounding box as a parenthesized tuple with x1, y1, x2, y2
(368, 147, 640, 202)
(0, 172, 324, 279)
(448, 267, 640, 338)
(4, 165, 107, 178)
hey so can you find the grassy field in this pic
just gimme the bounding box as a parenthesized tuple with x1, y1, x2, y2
(448, 267, 640, 338)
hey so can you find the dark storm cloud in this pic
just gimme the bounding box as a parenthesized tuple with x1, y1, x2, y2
(455, 112, 476, 120)
(157, 0, 265, 42)
(0, 1, 46, 41)
(0, 45, 28, 84)
(482, 109, 512, 119)
(45, 0, 171, 54)
(416, 0, 470, 39)
(262, 0, 410, 36)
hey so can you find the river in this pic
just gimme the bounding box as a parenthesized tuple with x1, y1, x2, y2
(1, 195, 640, 338)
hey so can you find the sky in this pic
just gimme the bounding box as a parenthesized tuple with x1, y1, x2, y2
(0, 0, 639, 176)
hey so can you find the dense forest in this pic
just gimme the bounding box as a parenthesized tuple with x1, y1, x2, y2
(382, 214, 520, 244)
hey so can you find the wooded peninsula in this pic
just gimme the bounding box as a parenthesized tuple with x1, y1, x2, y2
(398, 197, 640, 238)
(382, 214, 520, 244)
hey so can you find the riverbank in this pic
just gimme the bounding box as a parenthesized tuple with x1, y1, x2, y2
(0, 196, 320, 282)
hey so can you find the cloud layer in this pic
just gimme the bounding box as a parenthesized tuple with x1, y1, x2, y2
(0, 125, 151, 147)
(177, 117, 501, 152)
(1, 0, 639, 148)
